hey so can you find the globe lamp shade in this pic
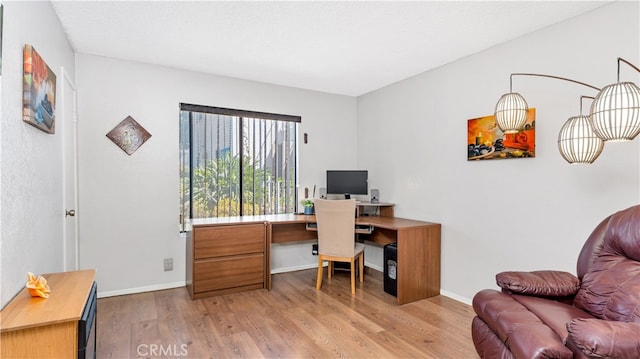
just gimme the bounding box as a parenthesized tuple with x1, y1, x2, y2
(557, 115, 604, 164)
(495, 93, 528, 134)
(590, 82, 640, 141)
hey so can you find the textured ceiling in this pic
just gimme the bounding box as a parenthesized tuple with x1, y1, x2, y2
(51, 1, 610, 96)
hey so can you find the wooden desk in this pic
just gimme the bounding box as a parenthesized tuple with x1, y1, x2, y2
(187, 214, 440, 305)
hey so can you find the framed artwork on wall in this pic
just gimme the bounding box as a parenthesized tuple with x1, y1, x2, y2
(106, 116, 152, 155)
(23, 44, 56, 134)
(467, 108, 536, 161)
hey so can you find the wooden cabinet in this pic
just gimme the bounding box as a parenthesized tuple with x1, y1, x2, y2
(0, 270, 97, 359)
(187, 222, 267, 299)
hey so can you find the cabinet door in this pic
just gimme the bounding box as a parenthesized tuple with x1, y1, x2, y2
(194, 224, 264, 259)
(194, 254, 264, 292)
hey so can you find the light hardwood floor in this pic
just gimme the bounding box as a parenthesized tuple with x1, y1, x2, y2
(97, 268, 479, 358)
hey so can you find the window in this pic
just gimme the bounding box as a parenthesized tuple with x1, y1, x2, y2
(179, 104, 299, 226)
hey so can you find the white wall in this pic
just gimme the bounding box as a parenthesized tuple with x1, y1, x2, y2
(0, 2, 75, 307)
(357, 1, 640, 304)
(75, 54, 357, 295)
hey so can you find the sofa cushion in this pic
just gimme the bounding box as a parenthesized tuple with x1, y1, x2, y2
(497, 270, 580, 297)
(567, 318, 640, 359)
(573, 256, 640, 321)
(472, 316, 515, 359)
(512, 294, 594, 344)
(472, 289, 573, 359)
(573, 206, 640, 322)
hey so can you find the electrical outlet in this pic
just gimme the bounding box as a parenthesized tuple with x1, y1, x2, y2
(163, 258, 173, 271)
(312, 244, 318, 256)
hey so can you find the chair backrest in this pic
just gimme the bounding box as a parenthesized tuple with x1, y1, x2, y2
(573, 204, 640, 322)
(314, 199, 356, 257)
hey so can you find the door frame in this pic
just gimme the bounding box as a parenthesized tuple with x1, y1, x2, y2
(61, 66, 79, 271)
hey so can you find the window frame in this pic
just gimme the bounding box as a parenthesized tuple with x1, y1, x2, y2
(179, 103, 300, 227)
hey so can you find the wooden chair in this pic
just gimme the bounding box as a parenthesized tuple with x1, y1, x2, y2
(314, 199, 364, 295)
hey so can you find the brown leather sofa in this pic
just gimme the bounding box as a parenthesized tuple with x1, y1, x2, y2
(471, 204, 640, 359)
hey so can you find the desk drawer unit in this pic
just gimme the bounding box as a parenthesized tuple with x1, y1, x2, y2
(187, 223, 266, 299)
(194, 254, 264, 292)
(194, 225, 265, 258)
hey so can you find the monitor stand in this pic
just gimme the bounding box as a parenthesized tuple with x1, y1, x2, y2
(344, 193, 351, 199)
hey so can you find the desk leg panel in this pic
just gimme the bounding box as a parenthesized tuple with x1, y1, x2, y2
(186, 230, 194, 299)
(266, 223, 272, 290)
(396, 224, 441, 305)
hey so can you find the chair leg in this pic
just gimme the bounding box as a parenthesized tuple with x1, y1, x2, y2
(316, 256, 323, 290)
(350, 259, 356, 295)
(359, 253, 364, 283)
(328, 261, 333, 279)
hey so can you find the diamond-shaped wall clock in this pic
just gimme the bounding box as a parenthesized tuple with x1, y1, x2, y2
(106, 116, 151, 155)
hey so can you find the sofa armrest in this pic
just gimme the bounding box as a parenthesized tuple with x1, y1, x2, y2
(496, 270, 580, 297)
(567, 318, 640, 358)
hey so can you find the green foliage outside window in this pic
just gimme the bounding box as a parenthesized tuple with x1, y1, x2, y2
(180, 151, 295, 219)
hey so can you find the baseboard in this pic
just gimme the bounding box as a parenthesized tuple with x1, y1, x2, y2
(271, 263, 318, 274)
(365, 262, 382, 272)
(440, 289, 472, 306)
(98, 281, 186, 298)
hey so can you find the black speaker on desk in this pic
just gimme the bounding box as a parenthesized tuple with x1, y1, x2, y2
(384, 243, 397, 297)
(371, 189, 379, 203)
(319, 187, 327, 199)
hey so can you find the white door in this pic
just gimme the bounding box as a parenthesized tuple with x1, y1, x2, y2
(62, 67, 78, 271)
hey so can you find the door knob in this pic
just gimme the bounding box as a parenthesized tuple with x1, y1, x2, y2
(65, 209, 76, 217)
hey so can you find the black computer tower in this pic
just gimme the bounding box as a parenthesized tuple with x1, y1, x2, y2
(384, 243, 397, 296)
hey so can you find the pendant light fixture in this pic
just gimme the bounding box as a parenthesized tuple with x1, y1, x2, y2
(494, 73, 530, 134)
(495, 93, 529, 134)
(557, 96, 604, 164)
(494, 73, 601, 164)
(493, 59, 639, 163)
(590, 58, 640, 142)
(494, 92, 529, 133)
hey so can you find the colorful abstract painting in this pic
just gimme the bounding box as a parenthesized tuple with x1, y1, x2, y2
(467, 108, 536, 161)
(23, 45, 56, 134)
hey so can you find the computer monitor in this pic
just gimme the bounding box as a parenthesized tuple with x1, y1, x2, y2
(326, 170, 368, 199)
